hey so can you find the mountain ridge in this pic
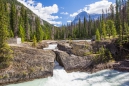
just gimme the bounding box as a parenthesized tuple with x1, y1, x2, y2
(72, 11, 101, 24)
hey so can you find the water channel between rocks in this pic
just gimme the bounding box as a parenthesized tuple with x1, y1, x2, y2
(7, 43, 129, 86)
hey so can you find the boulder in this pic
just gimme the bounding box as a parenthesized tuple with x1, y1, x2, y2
(57, 43, 71, 54)
(55, 50, 93, 72)
(57, 41, 92, 56)
(0, 46, 56, 85)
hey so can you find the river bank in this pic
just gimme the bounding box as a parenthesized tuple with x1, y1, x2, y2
(0, 40, 129, 85)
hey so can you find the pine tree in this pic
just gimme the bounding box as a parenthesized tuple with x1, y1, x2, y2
(107, 20, 117, 38)
(101, 20, 106, 39)
(0, 0, 13, 69)
(115, 0, 121, 34)
(32, 35, 37, 47)
(110, 4, 115, 20)
(24, 10, 30, 41)
(96, 29, 100, 41)
(78, 18, 81, 38)
(19, 24, 25, 42)
(127, 0, 129, 26)
(35, 17, 43, 42)
(84, 17, 87, 38)
(10, 3, 17, 37)
(112, 23, 117, 38)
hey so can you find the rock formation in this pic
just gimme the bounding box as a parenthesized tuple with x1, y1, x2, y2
(0, 46, 56, 85)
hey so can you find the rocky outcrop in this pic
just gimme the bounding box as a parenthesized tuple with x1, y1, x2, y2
(0, 46, 56, 85)
(57, 41, 92, 56)
(55, 50, 93, 72)
(70, 42, 92, 56)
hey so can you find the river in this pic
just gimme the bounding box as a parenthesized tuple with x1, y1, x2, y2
(7, 43, 129, 86)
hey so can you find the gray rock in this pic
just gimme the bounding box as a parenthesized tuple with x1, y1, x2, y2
(0, 46, 56, 85)
(55, 50, 93, 72)
(57, 42, 92, 56)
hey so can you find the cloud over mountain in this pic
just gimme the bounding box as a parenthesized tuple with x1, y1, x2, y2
(70, 0, 113, 17)
(17, 0, 62, 25)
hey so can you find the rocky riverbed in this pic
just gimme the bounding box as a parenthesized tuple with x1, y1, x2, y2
(0, 40, 129, 85)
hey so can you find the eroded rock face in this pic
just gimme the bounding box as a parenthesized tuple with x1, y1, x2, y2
(57, 41, 92, 56)
(55, 50, 93, 72)
(0, 46, 56, 85)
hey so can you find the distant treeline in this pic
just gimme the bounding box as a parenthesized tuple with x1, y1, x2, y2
(54, 0, 129, 44)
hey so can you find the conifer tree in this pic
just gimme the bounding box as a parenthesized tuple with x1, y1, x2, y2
(25, 10, 30, 41)
(101, 21, 106, 39)
(96, 29, 100, 41)
(78, 18, 81, 38)
(112, 23, 117, 38)
(0, 0, 13, 69)
(127, 0, 129, 26)
(10, 3, 16, 37)
(115, 0, 121, 34)
(19, 24, 25, 42)
(32, 35, 37, 47)
(35, 17, 43, 42)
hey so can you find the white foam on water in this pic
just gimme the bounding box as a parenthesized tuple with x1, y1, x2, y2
(7, 61, 129, 86)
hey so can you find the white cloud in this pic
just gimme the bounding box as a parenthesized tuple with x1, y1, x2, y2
(70, 0, 114, 17)
(84, 0, 113, 14)
(60, 12, 69, 15)
(61, 7, 64, 9)
(67, 20, 72, 23)
(17, 0, 62, 25)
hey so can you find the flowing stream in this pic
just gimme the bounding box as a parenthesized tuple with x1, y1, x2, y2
(7, 43, 129, 86)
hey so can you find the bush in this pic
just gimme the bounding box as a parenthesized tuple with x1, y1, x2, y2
(93, 46, 114, 64)
(0, 43, 13, 69)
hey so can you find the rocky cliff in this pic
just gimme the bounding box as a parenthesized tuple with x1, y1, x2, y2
(0, 46, 56, 85)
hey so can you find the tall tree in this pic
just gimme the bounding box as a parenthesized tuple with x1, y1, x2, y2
(0, 0, 13, 69)
(19, 24, 25, 42)
(115, 0, 121, 34)
(10, 3, 17, 37)
(101, 20, 106, 39)
(35, 17, 43, 42)
(78, 18, 81, 38)
(24, 10, 30, 41)
(96, 29, 100, 41)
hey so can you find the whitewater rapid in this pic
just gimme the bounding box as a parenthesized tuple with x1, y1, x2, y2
(7, 61, 129, 86)
(7, 43, 129, 86)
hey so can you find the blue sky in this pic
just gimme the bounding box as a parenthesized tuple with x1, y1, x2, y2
(17, 0, 115, 26)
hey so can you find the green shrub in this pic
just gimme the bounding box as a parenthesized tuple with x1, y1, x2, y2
(93, 46, 114, 64)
